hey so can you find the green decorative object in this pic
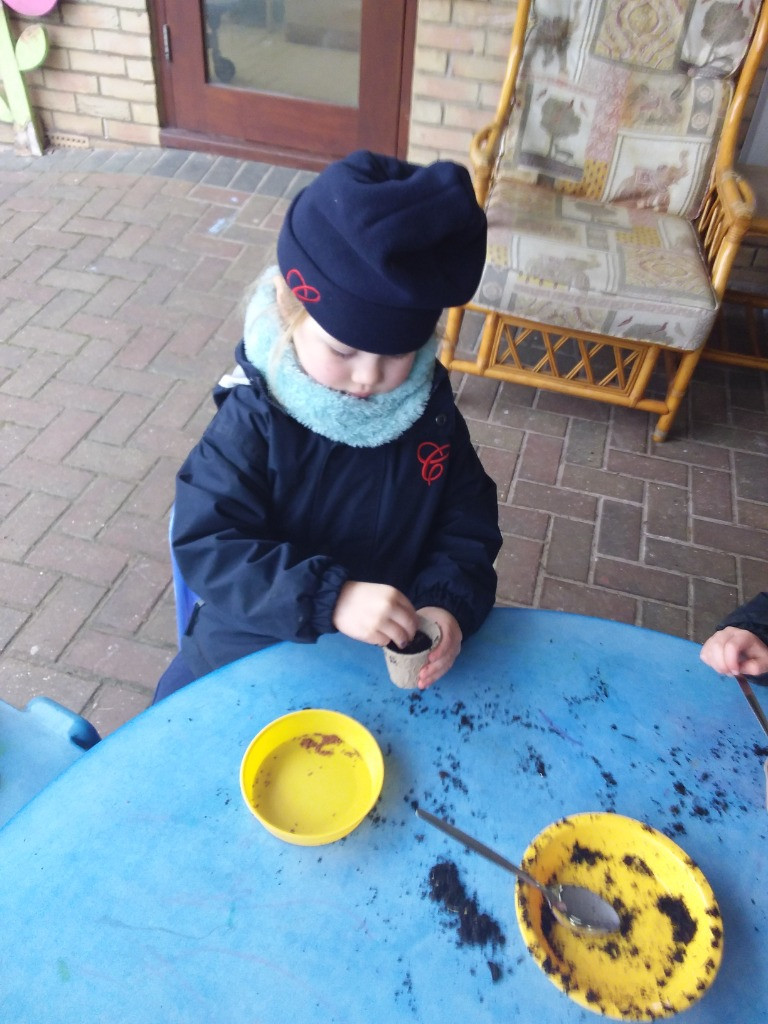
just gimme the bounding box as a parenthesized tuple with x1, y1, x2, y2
(0, 1, 57, 155)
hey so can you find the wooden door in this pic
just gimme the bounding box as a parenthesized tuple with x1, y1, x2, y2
(152, 0, 416, 170)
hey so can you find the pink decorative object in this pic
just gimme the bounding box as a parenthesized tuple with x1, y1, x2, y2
(0, 0, 59, 154)
(2, 1, 58, 15)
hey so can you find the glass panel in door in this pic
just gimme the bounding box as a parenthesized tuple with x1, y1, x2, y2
(202, 0, 361, 107)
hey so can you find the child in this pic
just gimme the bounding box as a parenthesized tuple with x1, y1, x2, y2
(700, 591, 768, 682)
(154, 150, 501, 702)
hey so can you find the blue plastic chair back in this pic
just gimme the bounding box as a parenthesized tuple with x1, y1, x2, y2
(0, 697, 100, 828)
(169, 506, 201, 648)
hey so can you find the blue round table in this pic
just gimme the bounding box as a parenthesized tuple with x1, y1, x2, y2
(0, 609, 766, 1023)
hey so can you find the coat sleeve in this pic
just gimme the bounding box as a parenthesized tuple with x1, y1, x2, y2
(407, 410, 501, 638)
(172, 387, 348, 643)
(717, 592, 768, 647)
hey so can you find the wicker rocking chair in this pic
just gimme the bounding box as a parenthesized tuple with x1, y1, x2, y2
(441, 0, 768, 440)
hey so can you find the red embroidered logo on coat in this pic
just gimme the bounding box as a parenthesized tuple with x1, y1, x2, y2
(418, 441, 449, 485)
(286, 268, 321, 303)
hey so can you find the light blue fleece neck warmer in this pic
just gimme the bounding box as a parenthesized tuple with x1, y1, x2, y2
(242, 269, 437, 448)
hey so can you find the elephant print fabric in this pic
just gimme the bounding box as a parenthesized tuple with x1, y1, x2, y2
(497, 0, 761, 220)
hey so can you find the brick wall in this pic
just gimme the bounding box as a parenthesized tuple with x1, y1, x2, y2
(0, 0, 764, 185)
(732, 233, 768, 295)
(407, 0, 517, 167)
(0, 0, 158, 151)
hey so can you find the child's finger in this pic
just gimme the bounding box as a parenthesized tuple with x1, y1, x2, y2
(722, 637, 744, 675)
(417, 648, 454, 689)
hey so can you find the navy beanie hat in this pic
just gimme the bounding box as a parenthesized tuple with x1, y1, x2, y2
(276, 150, 487, 355)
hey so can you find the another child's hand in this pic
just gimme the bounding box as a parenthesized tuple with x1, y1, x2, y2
(700, 626, 768, 677)
(416, 607, 462, 690)
(332, 581, 418, 648)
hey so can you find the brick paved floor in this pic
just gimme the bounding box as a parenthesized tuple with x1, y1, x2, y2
(1, 147, 767, 736)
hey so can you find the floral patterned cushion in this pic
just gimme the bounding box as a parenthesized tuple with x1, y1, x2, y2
(475, 179, 718, 350)
(496, 0, 761, 218)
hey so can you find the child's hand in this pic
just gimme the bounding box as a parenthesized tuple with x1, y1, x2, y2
(416, 607, 462, 690)
(332, 581, 418, 648)
(700, 626, 768, 677)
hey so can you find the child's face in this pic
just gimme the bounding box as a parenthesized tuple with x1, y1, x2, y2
(292, 314, 417, 398)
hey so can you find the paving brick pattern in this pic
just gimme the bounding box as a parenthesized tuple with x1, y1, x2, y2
(1, 147, 767, 736)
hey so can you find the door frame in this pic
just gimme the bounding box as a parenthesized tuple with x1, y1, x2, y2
(149, 1, 418, 171)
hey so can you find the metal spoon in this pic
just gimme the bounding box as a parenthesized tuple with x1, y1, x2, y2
(415, 806, 621, 934)
(736, 674, 768, 739)
(735, 675, 768, 812)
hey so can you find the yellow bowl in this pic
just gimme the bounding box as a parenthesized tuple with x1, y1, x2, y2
(240, 708, 384, 846)
(515, 812, 722, 1020)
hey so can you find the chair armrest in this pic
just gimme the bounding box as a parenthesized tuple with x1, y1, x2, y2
(697, 169, 755, 299)
(469, 124, 498, 206)
(716, 167, 755, 221)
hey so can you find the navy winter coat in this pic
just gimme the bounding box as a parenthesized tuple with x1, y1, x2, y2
(173, 345, 501, 676)
(718, 592, 768, 651)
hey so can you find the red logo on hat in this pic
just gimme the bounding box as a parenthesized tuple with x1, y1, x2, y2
(418, 441, 450, 485)
(287, 268, 321, 303)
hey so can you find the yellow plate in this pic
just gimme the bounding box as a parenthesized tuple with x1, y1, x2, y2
(515, 812, 722, 1020)
(240, 708, 384, 846)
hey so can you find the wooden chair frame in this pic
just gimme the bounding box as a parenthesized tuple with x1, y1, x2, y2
(441, 0, 768, 441)
(705, 162, 768, 370)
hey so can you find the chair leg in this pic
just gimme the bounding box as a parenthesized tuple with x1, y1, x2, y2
(441, 306, 464, 365)
(651, 348, 704, 442)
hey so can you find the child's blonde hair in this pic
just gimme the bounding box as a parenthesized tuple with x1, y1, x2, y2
(269, 275, 308, 377)
(243, 266, 309, 380)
